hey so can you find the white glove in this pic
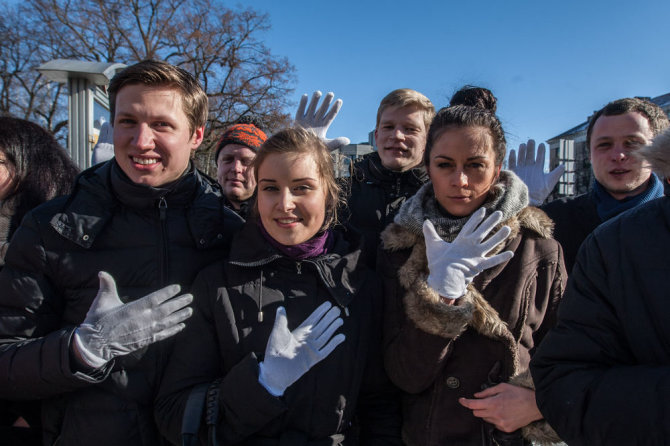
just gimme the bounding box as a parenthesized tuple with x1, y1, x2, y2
(508, 139, 565, 206)
(91, 122, 114, 164)
(423, 208, 514, 299)
(258, 301, 345, 396)
(73, 271, 193, 369)
(294, 90, 350, 151)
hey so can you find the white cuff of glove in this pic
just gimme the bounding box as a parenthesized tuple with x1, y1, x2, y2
(258, 361, 284, 397)
(73, 327, 108, 369)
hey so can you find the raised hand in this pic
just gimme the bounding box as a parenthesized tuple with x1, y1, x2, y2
(508, 139, 565, 206)
(294, 90, 350, 151)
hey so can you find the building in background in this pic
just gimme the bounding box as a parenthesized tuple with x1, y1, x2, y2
(546, 93, 670, 200)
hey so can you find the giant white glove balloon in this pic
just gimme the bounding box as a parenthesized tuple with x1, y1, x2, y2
(509, 139, 565, 206)
(294, 90, 350, 151)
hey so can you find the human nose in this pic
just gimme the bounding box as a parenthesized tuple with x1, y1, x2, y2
(278, 188, 295, 212)
(232, 159, 244, 173)
(133, 124, 155, 150)
(451, 170, 468, 187)
(390, 127, 405, 141)
(611, 143, 627, 162)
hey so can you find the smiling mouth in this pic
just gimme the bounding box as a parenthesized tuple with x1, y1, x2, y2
(276, 218, 300, 225)
(132, 156, 160, 165)
(610, 169, 630, 175)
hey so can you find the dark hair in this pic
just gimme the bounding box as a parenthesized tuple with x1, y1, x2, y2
(424, 104, 506, 167)
(0, 117, 80, 237)
(252, 127, 343, 229)
(450, 85, 497, 113)
(586, 97, 670, 149)
(108, 60, 208, 136)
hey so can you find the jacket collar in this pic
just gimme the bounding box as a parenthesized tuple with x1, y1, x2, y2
(49, 160, 240, 249)
(356, 152, 428, 186)
(229, 219, 367, 308)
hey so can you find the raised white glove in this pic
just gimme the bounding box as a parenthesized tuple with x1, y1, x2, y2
(423, 208, 514, 299)
(508, 139, 565, 206)
(91, 121, 114, 165)
(73, 271, 193, 369)
(294, 90, 350, 151)
(258, 301, 345, 397)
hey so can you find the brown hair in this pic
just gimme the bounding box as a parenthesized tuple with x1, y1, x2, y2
(375, 89, 435, 129)
(108, 60, 208, 136)
(586, 97, 670, 149)
(424, 104, 506, 167)
(252, 127, 343, 229)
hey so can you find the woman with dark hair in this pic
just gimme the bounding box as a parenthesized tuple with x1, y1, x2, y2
(0, 117, 79, 444)
(156, 127, 400, 445)
(379, 103, 566, 445)
(0, 117, 80, 265)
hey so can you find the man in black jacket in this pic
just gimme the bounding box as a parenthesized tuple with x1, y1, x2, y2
(0, 60, 242, 446)
(539, 98, 668, 273)
(342, 89, 434, 266)
(530, 127, 670, 446)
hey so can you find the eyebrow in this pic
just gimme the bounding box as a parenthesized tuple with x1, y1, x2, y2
(258, 177, 318, 183)
(434, 155, 488, 161)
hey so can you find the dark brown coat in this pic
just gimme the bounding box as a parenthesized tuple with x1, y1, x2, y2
(379, 207, 566, 446)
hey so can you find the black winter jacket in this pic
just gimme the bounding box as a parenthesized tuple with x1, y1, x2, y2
(155, 220, 401, 445)
(0, 160, 243, 446)
(531, 197, 670, 445)
(340, 152, 427, 267)
(541, 191, 601, 274)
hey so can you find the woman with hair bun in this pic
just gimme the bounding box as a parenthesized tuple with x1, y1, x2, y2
(379, 98, 566, 445)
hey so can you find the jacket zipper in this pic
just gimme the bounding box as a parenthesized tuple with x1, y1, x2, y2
(158, 196, 169, 286)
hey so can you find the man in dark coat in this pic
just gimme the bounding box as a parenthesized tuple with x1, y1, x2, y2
(530, 127, 670, 445)
(519, 98, 669, 273)
(341, 89, 434, 266)
(0, 60, 242, 446)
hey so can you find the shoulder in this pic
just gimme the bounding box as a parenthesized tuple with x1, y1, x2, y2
(542, 193, 593, 218)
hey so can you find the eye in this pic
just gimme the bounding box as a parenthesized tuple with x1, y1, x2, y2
(242, 158, 254, 167)
(116, 118, 135, 125)
(261, 185, 278, 192)
(625, 139, 643, 149)
(154, 121, 172, 129)
(467, 163, 485, 169)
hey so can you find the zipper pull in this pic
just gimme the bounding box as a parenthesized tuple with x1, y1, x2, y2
(296, 262, 302, 275)
(158, 197, 167, 220)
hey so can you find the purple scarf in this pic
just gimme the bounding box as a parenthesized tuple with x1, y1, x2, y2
(257, 220, 333, 260)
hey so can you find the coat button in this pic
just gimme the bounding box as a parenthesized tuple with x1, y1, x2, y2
(446, 376, 460, 389)
(199, 238, 206, 245)
(82, 234, 89, 241)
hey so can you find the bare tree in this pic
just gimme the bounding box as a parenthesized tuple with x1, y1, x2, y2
(0, 0, 295, 165)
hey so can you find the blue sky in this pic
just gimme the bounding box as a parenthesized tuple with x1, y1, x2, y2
(249, 0, 670, 153)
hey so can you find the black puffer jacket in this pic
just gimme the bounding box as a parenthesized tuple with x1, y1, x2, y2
(531, 196, 670, 445)
(541, 192, 601, 274)
(340, 152, 427, 267)
(155, 220, 401, 445)
(0, 160, 243, 446)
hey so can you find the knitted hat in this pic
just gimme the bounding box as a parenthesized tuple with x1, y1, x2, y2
(215, 122, 267, 161)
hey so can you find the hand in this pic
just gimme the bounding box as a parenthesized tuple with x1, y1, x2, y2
(423, 208, 514, 299)
(92, 121, 114, 164)
(459, 383, 543, 433)
(73, 271, 193, 369)
(294, 90, 350, 151)
(508, 139, 565, 206)
(258, 301, 345, 396)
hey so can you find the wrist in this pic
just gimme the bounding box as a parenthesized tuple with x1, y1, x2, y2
(73, 327, 107, 369)
(257, 361, 284, 397)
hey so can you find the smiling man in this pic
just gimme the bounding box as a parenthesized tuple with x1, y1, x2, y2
(342, 89, 434, 266)
(0, 60, 242, 446)
(215, 117, 267, 219)
(542, 97, 669, 273)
